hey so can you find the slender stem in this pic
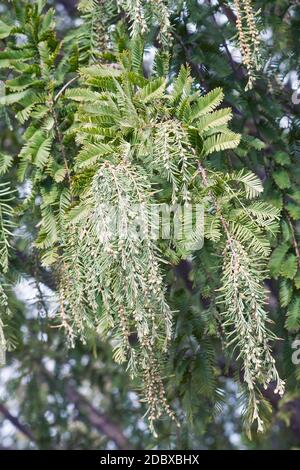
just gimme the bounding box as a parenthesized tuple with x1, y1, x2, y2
(51, 107, 71, 183)
(54, 76, 78, 102)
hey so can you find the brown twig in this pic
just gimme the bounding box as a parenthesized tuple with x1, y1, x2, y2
(40, 366, 130, 450)
(66, 384, 131, 450)
(0, 403, 35, 442)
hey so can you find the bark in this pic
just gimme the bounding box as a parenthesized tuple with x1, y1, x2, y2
(40, 367, 130, 450)
(66, 384, 130, 450)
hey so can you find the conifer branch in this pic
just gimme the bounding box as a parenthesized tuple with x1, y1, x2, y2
(198, 162, 284, 433)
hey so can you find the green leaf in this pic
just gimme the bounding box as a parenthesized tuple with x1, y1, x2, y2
(197, 108, 232, 133)
(0, 20, 12, 39)
(269, 244, 290, 278)
(286, 202, 300, 220)
(281, 220, 292, 243)
(35, 205, 58, 249)
(204, 215, 222, 241)
(54, 168, 67, 183)
(241, 201, 280, 222)
(34, 135, 53, 169)
(285, 297, 300, 331)
(40, 8, 55, 33)
(171, 65, 192, 104)
(41, 248, 59, 266)
(203, 131, 241, 156)
(65, 88, 103, 102)
(294, 271, 300, 290)
(80, 64, 123, 79)
(274, 151, 291, 166)
(130, 37, 144, 73)
(67, 204, 91, 224)
(0, 89, 31, 106)
(227, 170, 263, 199)
(229, 220, 271, 255)
(76, 142, 114, 169)
(6, 76, 43, 92)
(243, 136, 265, 150)
(279, 279, 293, 307)
(189, 87, 224, 121)
(0, 153, 13, 176)
(16, 104, 36, 124)
(136, 78, 166, 103)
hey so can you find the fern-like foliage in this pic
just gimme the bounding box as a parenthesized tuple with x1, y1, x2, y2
(267, 149, 300, 336)
(56, 48, 282, 431)
(0, 1, 78, 265)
